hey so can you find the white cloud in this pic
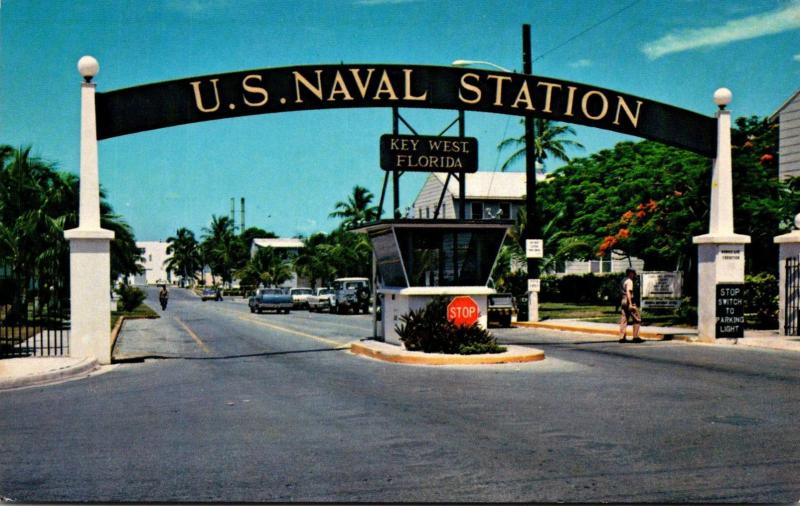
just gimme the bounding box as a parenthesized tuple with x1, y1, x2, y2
(642, 1, 800, 59)
(794, 53, 800, 62)
(569, 59, 593, 68)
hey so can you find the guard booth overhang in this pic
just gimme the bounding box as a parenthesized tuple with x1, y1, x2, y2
(356, 219, 512, 344)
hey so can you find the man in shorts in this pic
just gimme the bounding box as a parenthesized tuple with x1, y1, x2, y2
(619, 268, 643, 343)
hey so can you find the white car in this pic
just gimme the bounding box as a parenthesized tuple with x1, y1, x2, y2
(289, 287, 314, 309)
(307, 288, 335, 312)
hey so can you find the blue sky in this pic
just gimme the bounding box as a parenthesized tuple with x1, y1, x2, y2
(1, 0, 798, 241)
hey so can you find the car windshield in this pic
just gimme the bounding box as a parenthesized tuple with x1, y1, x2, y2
(345, 282, 364, 289)
(203, 289, 215, 294)
(292, 289, 312, 295)
(261, 289, 282, 295)
(319, 289, 332, 295)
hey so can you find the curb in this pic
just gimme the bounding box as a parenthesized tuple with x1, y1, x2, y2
(110, 315, 126, 353)
(514, 321, 670, 340)
(350, 340, 545, 365)
(0, 357, 99, 391)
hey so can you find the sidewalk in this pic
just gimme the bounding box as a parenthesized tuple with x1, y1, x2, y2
(0, 357, 101, 391)
(516, 319, 800, 352)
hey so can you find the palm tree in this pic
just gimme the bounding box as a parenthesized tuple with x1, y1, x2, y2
(329, 185, 379, 229)
(201, 215, 247, 286)
(0, 145, 142, 322)
(166, 227, 201, 287)
(498, 118, 584, 172)
(237, 246, 293, 288)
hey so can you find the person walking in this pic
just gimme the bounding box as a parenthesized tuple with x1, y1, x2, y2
(619, 268, 643, 343)
(159, 285, 169, 310)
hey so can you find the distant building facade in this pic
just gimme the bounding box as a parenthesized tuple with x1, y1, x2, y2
(770, 89, 800, 180)
(409, 171, 531, 221)
(129, 241, 172, 285)
(250, 237, 308, 288)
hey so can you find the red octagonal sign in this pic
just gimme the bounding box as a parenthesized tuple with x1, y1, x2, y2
(447, 296, 480, 327)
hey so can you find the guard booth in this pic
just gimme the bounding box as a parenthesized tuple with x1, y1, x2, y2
(357, 219, 511, 346)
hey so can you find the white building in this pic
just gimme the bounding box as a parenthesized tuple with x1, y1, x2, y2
(250, 237, 308, 288)
(129, 241, 172, 285)
(770, 88, 800, 180)
(409, 171, 533, 221)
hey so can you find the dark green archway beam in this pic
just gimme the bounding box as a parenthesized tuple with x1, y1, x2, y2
(96, 64, 716, 157)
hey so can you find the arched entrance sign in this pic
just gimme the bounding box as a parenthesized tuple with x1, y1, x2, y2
(68, 55, 744, 364)
(96, 64, 716, 157)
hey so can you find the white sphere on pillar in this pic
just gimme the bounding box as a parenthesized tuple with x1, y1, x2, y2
(794, 213, 800, 230)
(713, 88, 732, 109)
(77, 56, 99, 82)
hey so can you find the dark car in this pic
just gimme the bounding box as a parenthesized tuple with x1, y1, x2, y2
(200, 288, 220, 301)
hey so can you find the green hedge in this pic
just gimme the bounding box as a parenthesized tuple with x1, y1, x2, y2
(540, 273, 626, 305)
(744, 272, 778, 329)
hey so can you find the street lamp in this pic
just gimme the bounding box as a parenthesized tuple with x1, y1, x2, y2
(451, 59, 513, 73)
(77, 55, 99, 83)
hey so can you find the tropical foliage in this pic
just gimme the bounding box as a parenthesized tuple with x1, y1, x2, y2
(328, 185, 379, 229)
(498, 118, 584, 172)
(165, 227, 202, 286)
(0, 144, 142, 323)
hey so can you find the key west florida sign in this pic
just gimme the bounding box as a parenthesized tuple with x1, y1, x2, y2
(67, 28, 742, 362)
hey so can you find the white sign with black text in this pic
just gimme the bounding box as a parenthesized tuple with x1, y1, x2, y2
(526, 239, 544, 259)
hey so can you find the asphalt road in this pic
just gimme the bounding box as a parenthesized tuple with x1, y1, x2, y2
(1, 287, 798, 502)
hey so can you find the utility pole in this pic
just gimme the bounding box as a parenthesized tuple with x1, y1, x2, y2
(523, 23, 541, 322)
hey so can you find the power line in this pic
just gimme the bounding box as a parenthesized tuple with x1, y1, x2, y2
(533, 0, 643, 63)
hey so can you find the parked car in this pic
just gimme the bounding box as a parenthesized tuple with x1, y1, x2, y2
(289, 287, 314, 309)
(332, 277, 371, 314)
(488, 293, 517, 327)
(200, 288, 221, 301)
(307, 287, 335, 312)
(248, 288, 293, 314)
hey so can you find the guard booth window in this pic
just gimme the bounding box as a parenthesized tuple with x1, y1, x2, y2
(395, 228, 505, 287)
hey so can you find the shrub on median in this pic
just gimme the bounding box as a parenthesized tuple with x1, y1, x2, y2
(395, 296, 506, 355)
(116, 284, 146, 312)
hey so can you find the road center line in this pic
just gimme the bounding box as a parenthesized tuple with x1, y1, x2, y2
(174, 315, 212, 354)
(236, 315, 349, 349)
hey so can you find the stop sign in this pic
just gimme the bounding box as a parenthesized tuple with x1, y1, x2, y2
(447, 296, 480, 327)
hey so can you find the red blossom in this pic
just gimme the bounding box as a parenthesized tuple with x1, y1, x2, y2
(760, 153, 774, 164)
(621, 210, 634, 224)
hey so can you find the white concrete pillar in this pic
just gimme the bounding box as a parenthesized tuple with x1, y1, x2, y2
(64, 56, 115, 364)
(774, 215, 800, 336)
(692, 88, 750, 342)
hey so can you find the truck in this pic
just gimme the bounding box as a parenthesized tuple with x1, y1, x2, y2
(248, 288, 293, 314)
(331, 277, 371, 314)
(487, 293, 517, 327)
(307, 287, 335, 312)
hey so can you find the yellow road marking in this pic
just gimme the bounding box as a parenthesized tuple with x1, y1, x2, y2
(174, 315, 212, 354)
(238, 315, 349, 349)
(212, 305, 352, 349)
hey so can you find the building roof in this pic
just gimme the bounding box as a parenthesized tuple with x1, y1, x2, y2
(770, 88, 800, 123)
(252, 238, 304, 249)
(432, 171, 533, 200)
